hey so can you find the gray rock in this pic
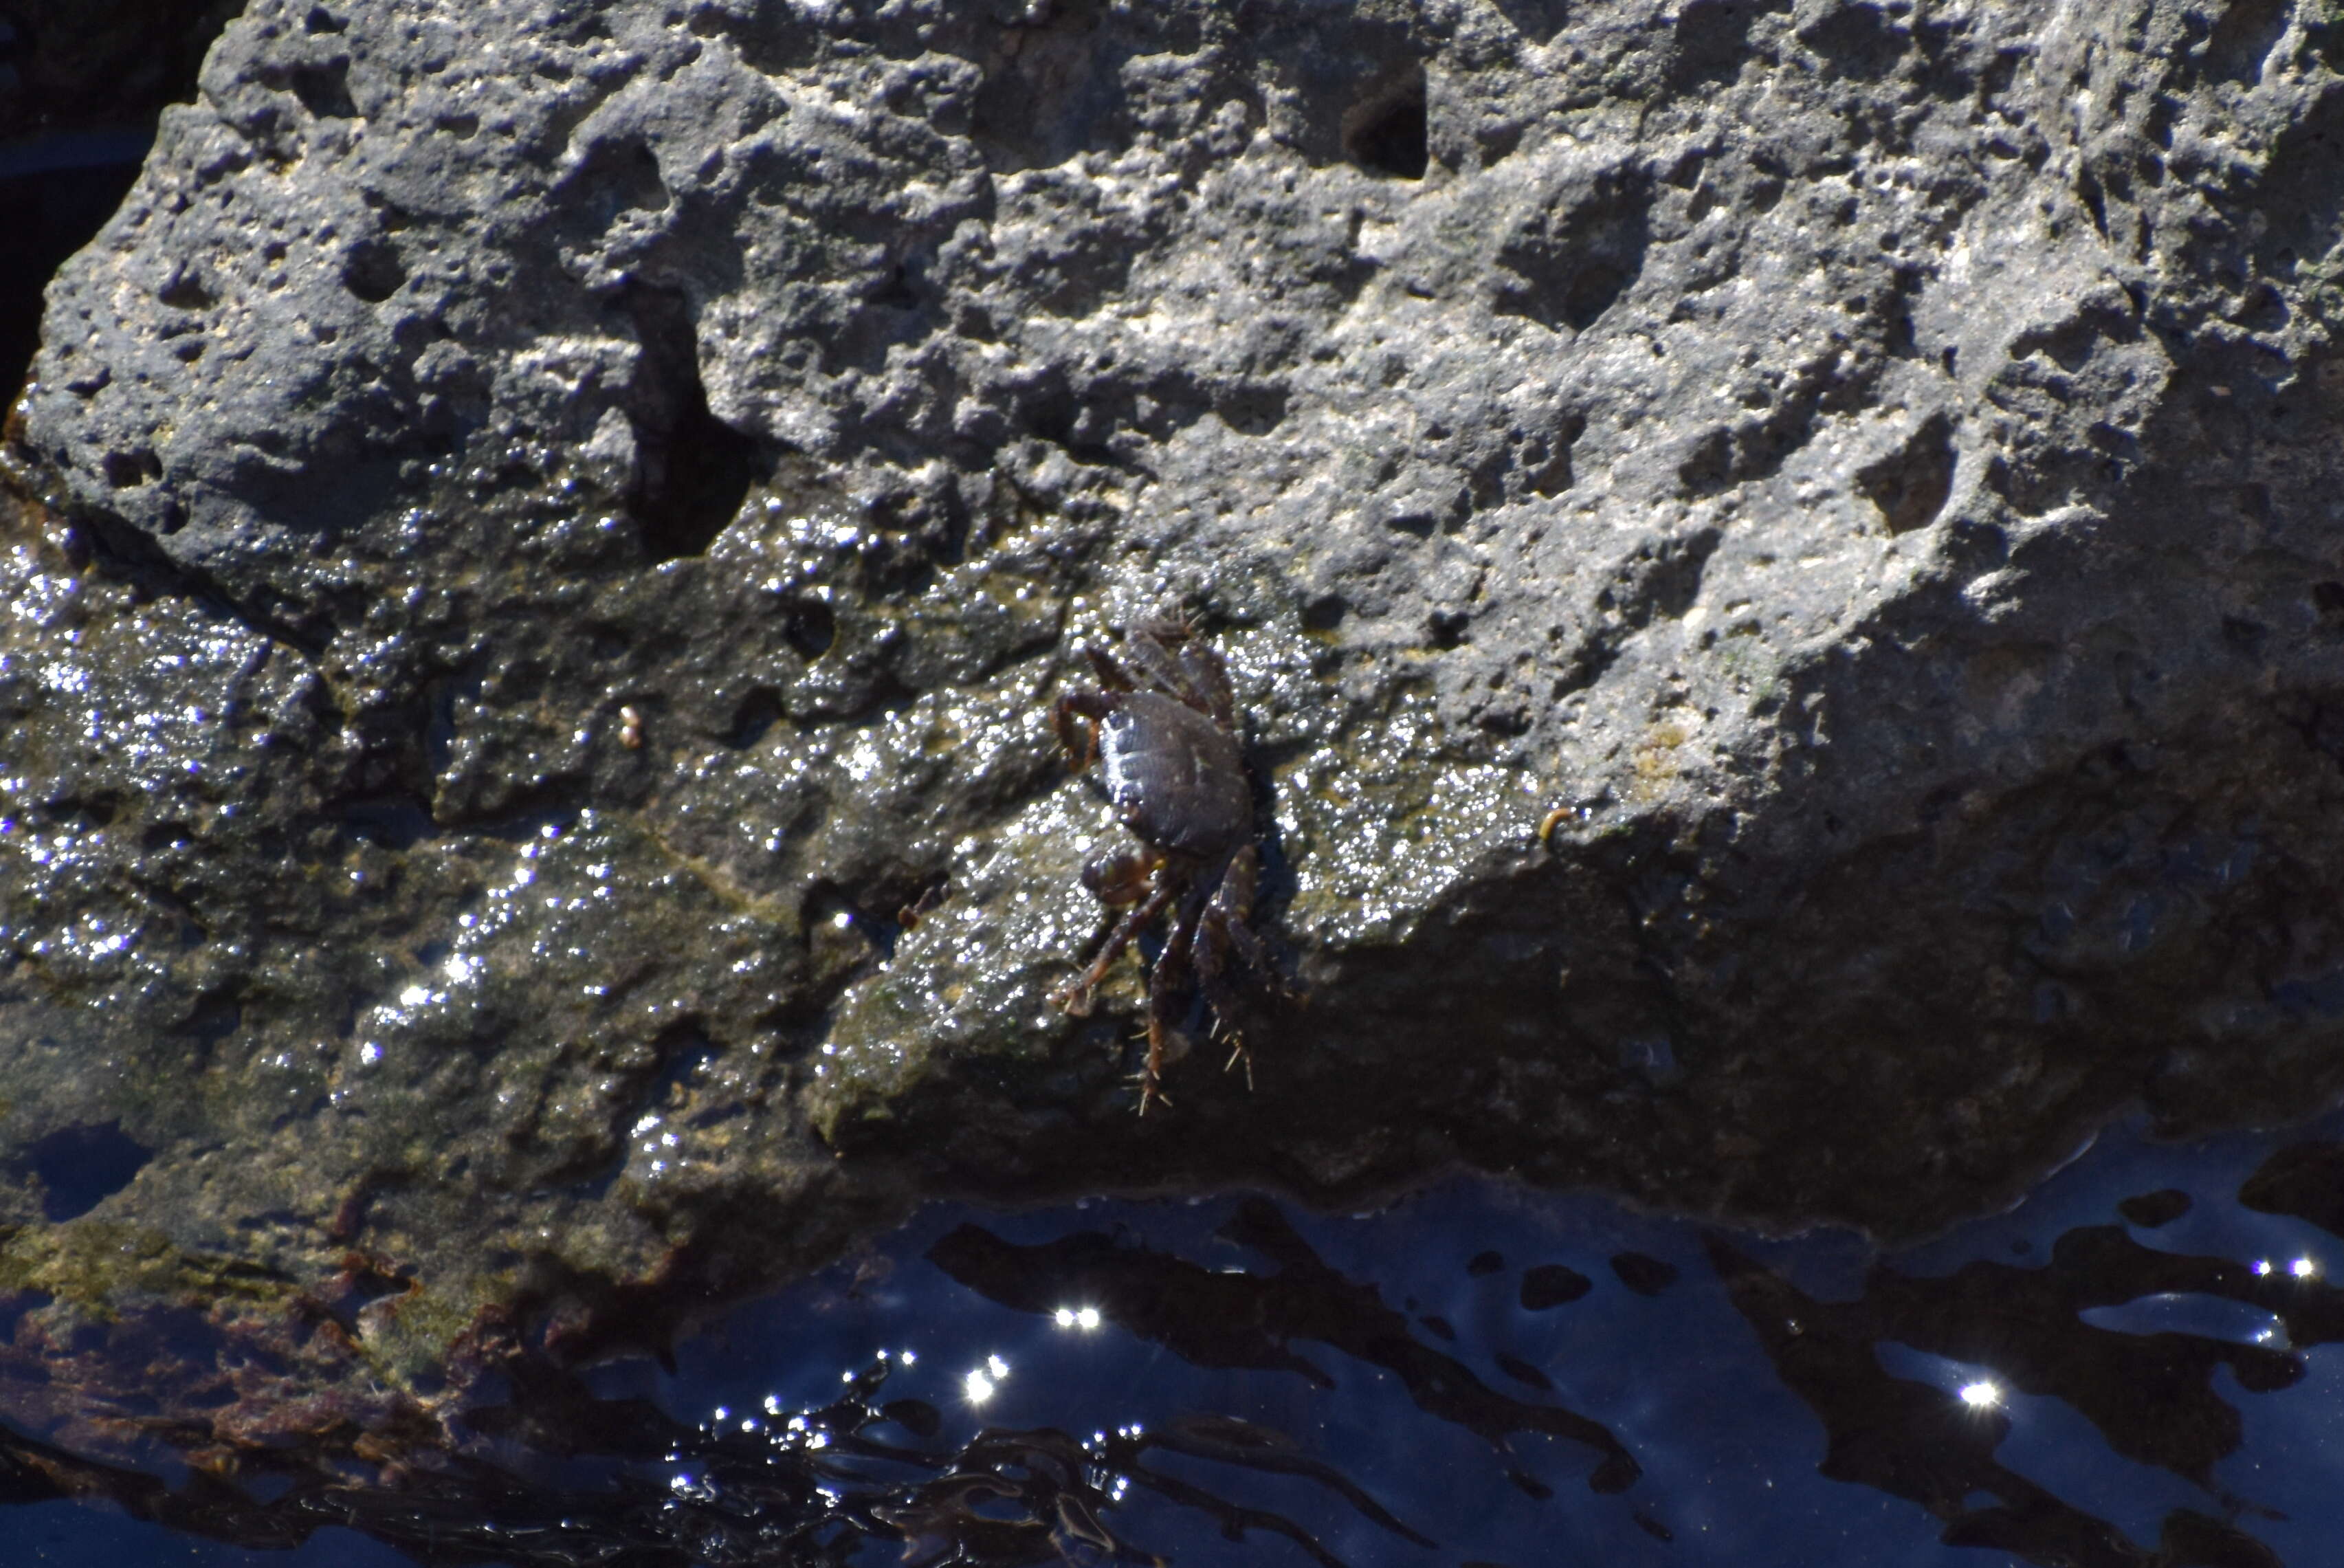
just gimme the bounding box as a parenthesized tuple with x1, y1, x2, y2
(5, 0, 2344, 1428)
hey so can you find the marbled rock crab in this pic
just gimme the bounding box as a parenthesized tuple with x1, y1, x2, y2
(1052, 619, 1270, 1112)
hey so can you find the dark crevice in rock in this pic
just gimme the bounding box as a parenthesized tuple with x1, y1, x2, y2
(2077, 162, 2112, 245)
(725, 686, 787, 749)
(1857, 412, 1958, 535)
(2251, 84, 2344, 286)
(437, 780, 591, 836)
(1795, 2, 1905, 80)
(968, 0, 1117, 175)
(340, 236, 406, 303)
(636, 1019, 722, 1123)
(566, 137, 670, 223)
(1343, 62, 1427, 180)
(1494, 165, 1652, 333)
(1676, 353, 1861, 498)
(867, 261, 918, 313)
(801, 879, 896, 964)
(22, 1121, 152, 1222)
(1491, 0, 1568, 45)
(1015, 366, 1294, 462)
(419, 667, 463, 780)
(2240, 1140, 2344, 1233)
(34, 790, 122, 830)
(2201, 0, 2290, 85)
(1609, 1251, 1679, 1296)
(1521, 1263, 1593, 1309)
(155, 266, 213, 309)
(1212, 382, 1288, 437)
(2116, 1187, 2191, 1228)
(1620, 529, 1724, 624)
(781, 595, 837, 659)
(1552, 527, 1725, 699)
(1019, 373, 1132, 468)
(100, 448, 164, 488)
(622, 284, 766, 563)
(180, 994, 243, 1067)
(1529, 410, 1586, 498)
(1669, 0, 1790, 90)
(2222, 615, 2268, 661)
(1673, 428, 1738, 497)
(463, 806, 584, 846)
(343, 794, 436, 850)
(259, 56, 357, 119)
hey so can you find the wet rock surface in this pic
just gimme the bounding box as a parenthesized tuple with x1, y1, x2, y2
(3, 0, 2344, 1443)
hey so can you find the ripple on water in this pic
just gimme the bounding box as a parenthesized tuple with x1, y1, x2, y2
(10, 1114, 2344, 1565)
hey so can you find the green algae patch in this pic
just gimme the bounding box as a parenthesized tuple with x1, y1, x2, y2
(351, 1274, 511, 1391)
(0, 1221, 291, 1320)
(0, 1218, 498, 1399)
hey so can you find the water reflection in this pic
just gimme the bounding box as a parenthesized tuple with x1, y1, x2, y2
(0, 1348, 1431, 1566)
(926, 1197, 1641, 1497)
(1707, 1229, 2303, 1567)
(6, 1116, 2344, 1565)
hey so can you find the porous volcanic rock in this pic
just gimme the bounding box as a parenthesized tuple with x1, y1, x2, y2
(5, 0, 2344, 1438)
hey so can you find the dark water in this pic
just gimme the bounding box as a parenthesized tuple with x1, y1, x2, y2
(9, 1110, 2344, 1567)
(0, 133, 148, 405)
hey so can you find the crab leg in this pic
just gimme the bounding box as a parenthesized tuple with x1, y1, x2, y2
(1083, 645, 1139, 692)
(1139, 886, 1208, 1115)
(1193, 911, 1248, 1087)
(1054, 878, 1179, 1015)
(1194, 846, 1259, 1085)
(1118, 632, 1206, 713)
(1052, 692, 1109, 769)
(1176, 641, 1237, 729)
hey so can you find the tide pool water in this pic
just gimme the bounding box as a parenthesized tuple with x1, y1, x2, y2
(5, 1109, 2340, 1567)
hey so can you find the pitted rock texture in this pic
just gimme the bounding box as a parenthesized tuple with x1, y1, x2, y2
(5, 0, 2344, 1433)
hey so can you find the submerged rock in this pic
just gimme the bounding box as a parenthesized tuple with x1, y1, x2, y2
(3, 0, 2344, 1441)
